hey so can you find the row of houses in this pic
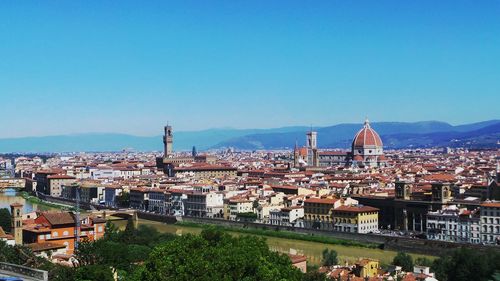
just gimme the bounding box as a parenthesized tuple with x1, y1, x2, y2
(128, 186, 225, 218)
(426, 202, 500, 245)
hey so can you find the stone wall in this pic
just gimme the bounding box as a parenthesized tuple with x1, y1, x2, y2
(137, 211, 177, 224)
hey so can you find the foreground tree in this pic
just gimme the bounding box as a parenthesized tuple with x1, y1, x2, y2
(133, 227, 303, 281)
(0, 208, 11, 233)
(393, 252, 413, 272)
(431, 248, 500, 281)
(302, 271, 328, 281)
(75, 264, 114, 281)
(321, 249, 338, 266)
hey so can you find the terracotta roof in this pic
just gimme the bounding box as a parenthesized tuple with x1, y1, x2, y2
(305, 198, 339, 205)
(288, 254, 307, 264)
(334, 205, 379, 213)
(42, 212, 75, 226)
(27, 242, 67, 252)
(47, 174, 75, 180)
(352, 119, 383, 148)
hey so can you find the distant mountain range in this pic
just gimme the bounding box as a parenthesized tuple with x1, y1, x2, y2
(213, 120, 500, 150)
(0, 120, 498, 153)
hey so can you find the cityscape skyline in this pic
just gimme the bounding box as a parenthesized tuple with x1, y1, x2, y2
(1, 2, 499, 280)
(1, 0, 500, 138)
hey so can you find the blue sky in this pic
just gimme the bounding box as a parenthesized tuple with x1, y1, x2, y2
(1, 1, 499, 138)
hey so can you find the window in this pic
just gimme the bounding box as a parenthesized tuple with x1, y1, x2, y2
(63, 231, 69, 236)
(53, 232, 58, 237)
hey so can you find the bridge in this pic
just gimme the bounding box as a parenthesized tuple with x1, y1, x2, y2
(90, 209, 138, 221)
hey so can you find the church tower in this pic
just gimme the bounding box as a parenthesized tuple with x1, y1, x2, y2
(163, 125, 173, 158)
(10, 203, 23, 245)
(306, 130, 319, 166)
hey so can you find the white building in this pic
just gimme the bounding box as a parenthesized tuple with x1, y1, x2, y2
(426, 205, 481, 244)
(480, 202, 500, 245)
(269, 206, 304, 227)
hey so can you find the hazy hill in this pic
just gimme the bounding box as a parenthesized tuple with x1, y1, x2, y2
(0, 126, 308, 153)
(214, 120, 500, 150)
(0, 121, 498, 153)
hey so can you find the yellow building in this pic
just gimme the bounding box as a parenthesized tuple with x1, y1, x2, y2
(303, 198, 341, 230)
(353, 258, 379, 278)
(224, 197, 254, 220)
(332, 205, 379, 234)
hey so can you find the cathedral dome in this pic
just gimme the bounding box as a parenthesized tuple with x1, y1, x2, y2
(352, 119, 383, 148)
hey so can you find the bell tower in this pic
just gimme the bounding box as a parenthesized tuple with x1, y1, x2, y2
(10, 203, 23, 245)
(306, 129, 319, 166)
(163, 124, 173, 158)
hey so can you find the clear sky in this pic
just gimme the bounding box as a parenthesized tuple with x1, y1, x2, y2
(1, 1, 499, 138)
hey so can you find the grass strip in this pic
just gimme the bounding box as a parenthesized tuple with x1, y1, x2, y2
(19, 191, 74, 210)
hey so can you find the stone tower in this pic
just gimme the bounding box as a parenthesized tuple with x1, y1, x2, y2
(10, 203, 23, 245)
(431, 183, 452, 203)
(293, 141, 299, 167)
(306, 130, 317, 150)
(306, 130, 319, 166)
(163, 125, 173, 158)
(395, 180, 412, 200)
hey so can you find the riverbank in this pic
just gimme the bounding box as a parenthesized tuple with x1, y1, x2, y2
(176, 221, 381, 249)
(18, 192, 73, 210)
(111, 219, 436, 266)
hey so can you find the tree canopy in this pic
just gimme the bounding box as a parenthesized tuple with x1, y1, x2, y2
(393, 251, 413, 272)
(0, 208, 11, 233)
(321, 249, 338, 267)
(431, 248, 500, 281)
(133, 227, 303, 281)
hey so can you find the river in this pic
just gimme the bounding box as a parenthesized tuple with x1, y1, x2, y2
(1, 189, 434, 265)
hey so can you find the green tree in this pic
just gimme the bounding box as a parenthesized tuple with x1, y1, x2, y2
(414, 257, 433, 267)
(252, 200, 260, 209)
(321, 248, 338, 266)
(75, 264, 114, 281)
(236, 212, 258, 222)
(431, 248, 500, 281)
(116, 192, 130, 208)
(121, 217, 136, 244)
(393, 252, 413, 272)
(104, 221, 119, 240)
(48, 265, 76, 281)
(302, 271, 328, 281)
(491, 271, 500, 281)
(0, 208, 11, 233)
(133, 229, 303, 281)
